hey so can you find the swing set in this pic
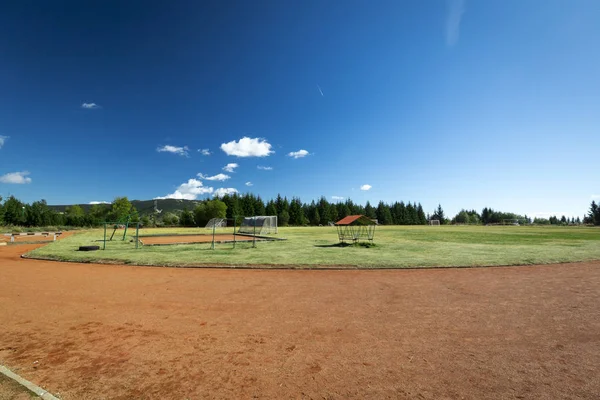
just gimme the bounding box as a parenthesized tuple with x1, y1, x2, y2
(102, 214, 140, 250)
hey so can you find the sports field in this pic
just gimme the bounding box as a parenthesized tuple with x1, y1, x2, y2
(1, 240, 600, 399)
(25, 225, 600, 268)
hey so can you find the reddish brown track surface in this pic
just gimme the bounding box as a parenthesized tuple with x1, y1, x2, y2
(140, 234, 264, 245)
(1, 242, 600, 399)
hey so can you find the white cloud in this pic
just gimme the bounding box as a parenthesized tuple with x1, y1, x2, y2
(245, 182, 253, 186)
(157, 145, 190, 157)
(220, 137, 273, 157)
(214, 188, 238, 198)
(81, 102, 100, 109)
(257, 165, 273, 170)
(445, 0, 465, 46)
(0, 136, 9, 149)
(591, 194, 600, 200)
(89, 201, 111, 205)
(360, 184, 372, 191)
(155, 178, 213, 200)
(223, 163, 239, 173)
(198, 173, 230, 181)
(0, 171, 32, 184)
(287, 149, 310, 159)
(198, 148, 211, 156)
(331, 196, 345, 201)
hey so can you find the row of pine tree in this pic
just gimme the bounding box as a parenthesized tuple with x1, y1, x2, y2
(0, 194, 597, 228)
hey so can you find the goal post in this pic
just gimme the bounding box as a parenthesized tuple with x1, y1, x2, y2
(429, 219, 440, 226)
(238, 216, 278, 235)
(205, 218, 227, 229)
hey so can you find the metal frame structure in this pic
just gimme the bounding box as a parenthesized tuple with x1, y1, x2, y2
(238, 216, 278, 235)
(334, 215, 376, 243)
(103, 217, 140, 250)
(205, 218, 227, 229)
(429, 219, 441, 226)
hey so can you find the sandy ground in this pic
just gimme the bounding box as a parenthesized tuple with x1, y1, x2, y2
(140, 234, 265, 245)
(1, 242, 600, 399)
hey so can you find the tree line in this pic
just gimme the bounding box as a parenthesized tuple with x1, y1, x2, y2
(0, 194, 597, 228)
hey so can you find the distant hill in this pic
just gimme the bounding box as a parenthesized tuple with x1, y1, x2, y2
(49, 199, 202, 216)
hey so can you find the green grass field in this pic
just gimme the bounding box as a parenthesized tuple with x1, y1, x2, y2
(24, 225, 600, 269)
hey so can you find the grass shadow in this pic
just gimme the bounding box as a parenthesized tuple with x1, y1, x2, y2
(315, 242, 377, 248)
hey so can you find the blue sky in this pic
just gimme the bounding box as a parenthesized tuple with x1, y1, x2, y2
(1, 0, 599, 219)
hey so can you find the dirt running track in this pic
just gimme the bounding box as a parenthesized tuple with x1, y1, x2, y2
(1, 243, 600, 400)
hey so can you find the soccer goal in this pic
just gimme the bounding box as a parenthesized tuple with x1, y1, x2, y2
(238, 216, 278, 235)
(205, 218, 227, 229)
(429, 219, 440, 226)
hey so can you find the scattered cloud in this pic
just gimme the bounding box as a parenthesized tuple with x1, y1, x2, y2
(287, 149, 309, 159)
(198, 148, 211, 156)
(245, 182, 253, 187)
(157, 145, 190, 157)
(360, 184, 372, 191)
(89, 201, 111, 205)
(81, 102, 100, 109)
(331, 196, 345, 201)
(257, 165, 273, 170)
(445, 0, 465, 47)
(220, 137, 273, 157)
(0, 171, 32, 184)
(317, 84, 324, 97)
(155, 179, 213, 200)
(214, 188, 238, 198)
(197, 173, 230, 181)
(0, 136, 9, 149)
(223, 163, 239, 173)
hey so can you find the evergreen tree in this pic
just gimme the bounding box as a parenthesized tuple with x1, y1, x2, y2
(254, 196, 266, 216)
(394, 201, 407, 225)
(417, 203, 427, 225)
(279, 210, 290, 226)
(309, 201, 320, 225)
(337, 203, 350, 220)
(289, 197, 304, 225)
(588, 200, 599, 225)
(432, 204, 446, 224)
(375, 201, 393, 225)
(329, 203, 338, 224)
(265, 200, 277, 217)
(406, 202, 416, 225)
(364, 201, 376, 219)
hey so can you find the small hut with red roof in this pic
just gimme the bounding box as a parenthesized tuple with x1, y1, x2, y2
(334, 215, 376, 243)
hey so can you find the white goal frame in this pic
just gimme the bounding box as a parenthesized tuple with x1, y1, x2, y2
(205, 218, 227, 229)
(238, 216, 278, 235)
(429, 219, 440, 226)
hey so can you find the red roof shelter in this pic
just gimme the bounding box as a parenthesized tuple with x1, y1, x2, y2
(334, 215, 376, 243)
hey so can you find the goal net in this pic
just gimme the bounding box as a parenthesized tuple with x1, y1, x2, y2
(238, 216, 278, 235)
(429, 219, 440, 226)
(205, 218, 227, 229)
